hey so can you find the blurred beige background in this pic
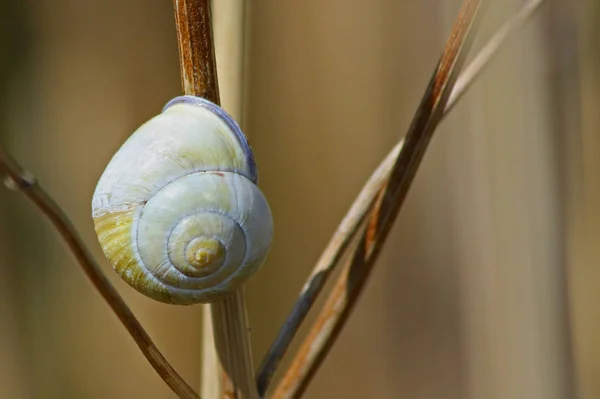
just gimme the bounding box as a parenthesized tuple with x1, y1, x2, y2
(0, 0, 595, 398)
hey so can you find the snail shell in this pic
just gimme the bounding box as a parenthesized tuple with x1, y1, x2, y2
(91, 96, 273, 305)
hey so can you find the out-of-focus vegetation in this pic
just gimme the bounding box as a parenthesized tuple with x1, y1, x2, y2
(0, 1, 596, 398)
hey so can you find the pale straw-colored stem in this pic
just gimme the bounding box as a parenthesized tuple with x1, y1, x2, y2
(201, 307, 221, 399)
(201, 1, 256, 398)
(212, 0, 247, 123)
(212, 290, 258, 399)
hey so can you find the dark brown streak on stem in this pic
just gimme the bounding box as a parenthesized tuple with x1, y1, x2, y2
(364, 186, 386, 253)
(0, 147, 200, 399)
(271, 1, 485, 397)
(173, 0, 220, 102)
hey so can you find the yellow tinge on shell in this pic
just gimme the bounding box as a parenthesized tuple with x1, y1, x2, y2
(91, 96, 273, 305)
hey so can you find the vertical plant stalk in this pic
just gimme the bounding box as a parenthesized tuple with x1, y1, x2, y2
(172, 1, 257, 398)
(201, 306, 221, 399)
(212, 0, 247, 123)
(212, 289, 257, 399)
(0, 149, 200, 399)
(204, 1, 249, 397)
(173, 0, 220, 102)
(256, 0, 547, 393)
(271, 0, 486, 397)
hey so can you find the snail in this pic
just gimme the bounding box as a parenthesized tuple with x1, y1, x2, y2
(91, 95, 273, 305)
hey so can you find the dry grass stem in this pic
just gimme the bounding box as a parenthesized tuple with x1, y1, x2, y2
(201, 307, 221, 399)
(200, 0, 246, 396)
(207, 1, 250, 397)
(173, 0, 220, 102)
(0, 148, 200, 399)
(270, 0, 486, 397)
(447, 0, 545, 109)
(212, 290, 258, 399)
(172, 1, 257, 398)
(257, 0, 545, 394)
(211, 0, 247, 122)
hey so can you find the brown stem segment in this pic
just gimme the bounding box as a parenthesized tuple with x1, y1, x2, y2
(0, 148, 200, 399)
(173, 0, 220, 102)
(270, 1, 485, 397)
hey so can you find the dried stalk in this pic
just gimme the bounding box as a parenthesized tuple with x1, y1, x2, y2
(172, 1, 257, 398)
(201, 306, 221, 399)
(0, 148, 200, 399)
(212, 0, 247, 122)
(205, 1, 250, 397)
(256, 0, 546, 393)
(212, 289, 257, 399)
(172, 0, 220, 102)
(270, 0, 486, 397)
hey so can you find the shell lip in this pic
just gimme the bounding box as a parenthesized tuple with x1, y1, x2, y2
(163, 95, 259, 184)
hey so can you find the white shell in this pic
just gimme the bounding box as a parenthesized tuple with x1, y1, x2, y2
(92, 96, 273, 305)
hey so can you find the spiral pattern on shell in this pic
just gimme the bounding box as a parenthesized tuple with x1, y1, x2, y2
(92, 96, 273, 305)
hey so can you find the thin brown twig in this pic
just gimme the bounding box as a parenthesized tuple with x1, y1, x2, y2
(172, 2, 258, 398)
(0, 147, 200, 399)
(270, 1, 486, 397)
(257, 0, 545, 394)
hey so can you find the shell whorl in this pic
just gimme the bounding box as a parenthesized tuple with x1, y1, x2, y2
(92, 96, 273, 305)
